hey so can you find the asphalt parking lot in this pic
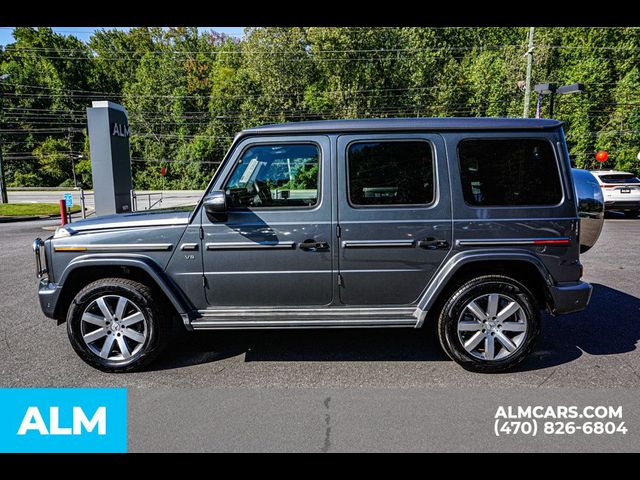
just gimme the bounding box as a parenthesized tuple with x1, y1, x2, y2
(1, 214, 639, 451)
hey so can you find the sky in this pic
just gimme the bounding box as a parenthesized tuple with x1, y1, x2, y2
(0, 27, 245, 46)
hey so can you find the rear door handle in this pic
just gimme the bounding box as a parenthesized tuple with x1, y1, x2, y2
(299, 240, 329, 251)
(417, 238, 450, 250)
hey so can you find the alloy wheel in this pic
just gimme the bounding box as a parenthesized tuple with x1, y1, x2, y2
(80, 295, 147, 361)
(456, 293, 527, 361)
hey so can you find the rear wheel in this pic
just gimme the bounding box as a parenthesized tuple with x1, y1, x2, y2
(437, 275, 540, 373)
(624, 209, 639, 218)
(67, 278, 170, 372)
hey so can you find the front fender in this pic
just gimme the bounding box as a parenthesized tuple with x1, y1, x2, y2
(414, 249, 554, 326)
(58, 254, 193, 318)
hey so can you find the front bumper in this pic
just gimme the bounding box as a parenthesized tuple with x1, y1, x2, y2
(38, 277, 62, 319)
(549, 281, 592, 315)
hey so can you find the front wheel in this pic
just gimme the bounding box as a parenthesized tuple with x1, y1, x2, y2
(437, 275, 540, 373)
(67, 278, 170, 372)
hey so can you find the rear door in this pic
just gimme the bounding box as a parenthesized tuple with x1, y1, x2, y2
(336, 133, 452, 306)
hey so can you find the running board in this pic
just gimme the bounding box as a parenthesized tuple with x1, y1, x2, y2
(190, 307, 419, 330)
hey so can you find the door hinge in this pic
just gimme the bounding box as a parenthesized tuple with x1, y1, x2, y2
(337, 273, 344, 287)
(202, 276, 207, 288)
(199, 226, 204, 240)
(336, 224, 341, 238)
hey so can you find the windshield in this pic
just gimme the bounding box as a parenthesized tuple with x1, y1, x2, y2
(598, 174, 640, 184)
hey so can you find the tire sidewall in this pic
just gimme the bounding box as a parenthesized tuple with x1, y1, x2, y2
(67, 280, 160, 372)
(439, 277, 540, 372)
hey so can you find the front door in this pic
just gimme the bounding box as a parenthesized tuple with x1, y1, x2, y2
(201, 136, 333, 307)
(336, 133, 452, 305)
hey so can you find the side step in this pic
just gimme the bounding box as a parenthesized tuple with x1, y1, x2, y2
(190, 307, 419, 330)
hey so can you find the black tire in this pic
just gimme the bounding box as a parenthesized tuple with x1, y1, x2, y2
(623, 210, 639, 218)
(437, 275, 540, 373)
(66, 278, 170, 372)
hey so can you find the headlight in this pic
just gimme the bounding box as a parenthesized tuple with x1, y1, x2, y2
(53, 226, 75, 238)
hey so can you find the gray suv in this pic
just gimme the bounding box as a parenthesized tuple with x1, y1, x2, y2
(33, 118, 603, 373)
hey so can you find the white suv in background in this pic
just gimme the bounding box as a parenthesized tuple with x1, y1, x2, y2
(591, 170, 640, 218)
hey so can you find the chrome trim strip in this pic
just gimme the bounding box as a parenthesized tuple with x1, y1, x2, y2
(70, 218, 189, 232)
(197, 307, 415, 317)
(454, 217, 577, 222)
(206, 241, 296, 250)
(177, 271, 329, 276)
(457, 237, 570, 246)
(181, 269, 420, 275)
(341, 239, 415, 248)
(191, 318, 416, 329)
(180, 243, 198, 251)
(54, 243, 173, 252)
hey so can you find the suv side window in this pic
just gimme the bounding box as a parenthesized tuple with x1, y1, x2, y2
(347, 140, 434, 206)
(224, 143, 320, 208)
(458, 138, 562, 206)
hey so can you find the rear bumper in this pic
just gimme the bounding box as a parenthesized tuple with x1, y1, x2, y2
(604, 200, 640, 211)
(38, 277, 62, 319)
(549, 281, 592, 315)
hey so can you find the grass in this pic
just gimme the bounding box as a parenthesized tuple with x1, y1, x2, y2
(0, 203, 81, 217)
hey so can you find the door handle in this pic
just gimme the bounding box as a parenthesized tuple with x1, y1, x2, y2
(417, 238, 450, 250)
(299, 240, 330, 251)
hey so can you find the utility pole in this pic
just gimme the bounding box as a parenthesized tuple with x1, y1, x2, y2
(523, 27, 535, 118)
(0, 74, 9, 203)
(67, 128, 78, 188)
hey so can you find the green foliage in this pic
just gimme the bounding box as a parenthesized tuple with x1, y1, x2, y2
(2, 26, 640, 189)
(9, 172, 40, 187)
(0, 203, 80, 217)
(33, 137, 72, 184)
(283, 162, 319, 190)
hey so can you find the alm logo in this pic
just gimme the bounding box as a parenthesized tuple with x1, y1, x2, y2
(18, 406, 106, 436)
(0, 388, 126, 453)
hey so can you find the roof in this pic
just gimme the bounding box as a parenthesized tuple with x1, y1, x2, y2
(240, 117, 563, 136)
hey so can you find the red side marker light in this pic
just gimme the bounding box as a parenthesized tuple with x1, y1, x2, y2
(533, 239, 570, 245)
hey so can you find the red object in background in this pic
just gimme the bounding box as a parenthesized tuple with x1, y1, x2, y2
(161, 166, 167, 177)
(595, 150, 608, 163)
(59, 199, 67, 226)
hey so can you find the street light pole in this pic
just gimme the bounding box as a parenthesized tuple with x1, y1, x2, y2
(534, 82, 585, 119)
(523, 27, 535, 118)
(0, 73, 9, 204)
(67, 128, 78, 188)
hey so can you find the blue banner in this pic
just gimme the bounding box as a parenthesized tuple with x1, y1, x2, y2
(0, 388, 127, 453)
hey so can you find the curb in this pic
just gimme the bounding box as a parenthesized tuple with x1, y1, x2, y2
(0, 210, 85, 224)
(0, 215, 55, 223)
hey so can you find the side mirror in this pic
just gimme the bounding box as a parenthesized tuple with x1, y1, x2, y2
(203, 191, 228, 221)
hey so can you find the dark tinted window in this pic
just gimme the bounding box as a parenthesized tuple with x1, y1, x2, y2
(458, 139, 562, 206)
(347, 141, 434, 206)
(225, 144, 319, 208)
(598, 174, 640, 184)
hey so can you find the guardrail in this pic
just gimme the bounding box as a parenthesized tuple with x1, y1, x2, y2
(79, 189, 94, 219)
(131, 190, 163, 211)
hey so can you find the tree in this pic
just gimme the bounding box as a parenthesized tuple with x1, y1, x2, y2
(2, 26, 640, 187)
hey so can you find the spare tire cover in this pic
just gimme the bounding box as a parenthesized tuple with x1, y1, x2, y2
(572, 168, 604, 253)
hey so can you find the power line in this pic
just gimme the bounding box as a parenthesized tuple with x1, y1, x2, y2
(6, 44, 640, 56)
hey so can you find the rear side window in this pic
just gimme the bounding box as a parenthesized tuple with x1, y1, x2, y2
(347, 141, 434, 206)
(598, 174, 640, 184)
(458, 138, 562, 206)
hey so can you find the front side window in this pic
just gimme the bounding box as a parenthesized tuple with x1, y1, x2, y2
(347, 141, 434, 206)
(225, 144, 320, 208)
(458, 138, 562, 206)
